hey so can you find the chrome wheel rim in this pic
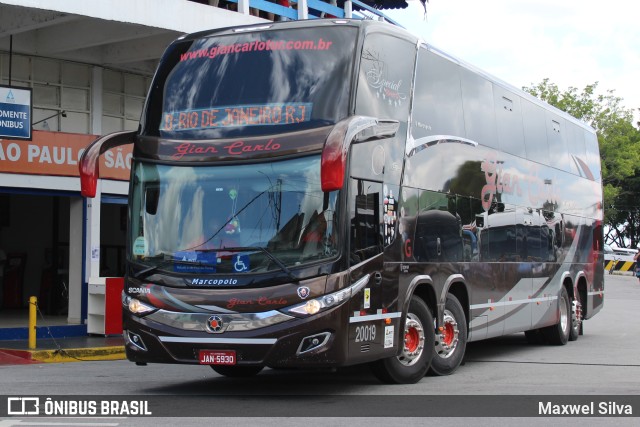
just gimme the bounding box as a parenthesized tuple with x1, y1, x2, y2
(560, 294, 569, 335)
(398, 313, 425, 367)
(435, 309, 459, 359)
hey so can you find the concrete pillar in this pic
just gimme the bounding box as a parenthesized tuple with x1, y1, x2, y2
(67, 198, 83, 324)
(91, 66, 103, 136)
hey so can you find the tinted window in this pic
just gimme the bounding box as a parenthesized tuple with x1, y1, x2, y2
(478, 204, 516, 262)
(460, 68, 497, 148)
(584, 130, 602, 182)
(143, 27, 357, 139)
(522, 99, 549, 165)
(128, 155, 340, 274)
(493, 85, 525, 157)
(567, 123, 587, 163)
(414, 209, 463, 262)
(546, 113, 571, 171)
(411, 48, 464, 141)
(412, 190, 463, 262)
(349, 179, 383, 264)
(349, 139, 386, 263)
(357, 33, 415, 122)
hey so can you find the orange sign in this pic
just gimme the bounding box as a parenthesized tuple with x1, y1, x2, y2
(0, 130, 132, 181)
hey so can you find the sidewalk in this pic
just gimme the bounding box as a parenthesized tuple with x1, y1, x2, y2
(0, 335, 125, 365)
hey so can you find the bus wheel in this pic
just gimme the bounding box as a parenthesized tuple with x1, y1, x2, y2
(429, 294, 467, 376)
(210, 365, 264, 377)
(569, 291, 583, 342)
(543, 287, 570, 345)
(370, 296, 434, 384)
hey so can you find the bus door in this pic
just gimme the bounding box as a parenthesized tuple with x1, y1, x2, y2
(345, 138, 389, 362)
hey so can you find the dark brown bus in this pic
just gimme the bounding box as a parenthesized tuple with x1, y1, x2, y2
(80, 19, 604, 383)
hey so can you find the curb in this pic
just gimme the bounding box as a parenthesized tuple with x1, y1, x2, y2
(0, 346, 126, 364)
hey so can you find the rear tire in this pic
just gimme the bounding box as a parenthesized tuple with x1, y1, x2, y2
(370, 296, 434, 384)
(543, 287, 571, 345)
(210, 365, 264, 377)
(429, 294, 467, 376)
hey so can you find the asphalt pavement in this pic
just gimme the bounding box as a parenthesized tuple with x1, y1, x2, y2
(0, 335, 124, 364)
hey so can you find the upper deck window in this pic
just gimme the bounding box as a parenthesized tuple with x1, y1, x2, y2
(142, 27, 357, 139)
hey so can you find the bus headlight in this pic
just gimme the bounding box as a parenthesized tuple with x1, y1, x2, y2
(295, 299, 322, 315)
(127, 297, 157, 316)
(285, 274, 370, 317)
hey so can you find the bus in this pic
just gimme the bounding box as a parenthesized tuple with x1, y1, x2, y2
(79, 19, 604, 384)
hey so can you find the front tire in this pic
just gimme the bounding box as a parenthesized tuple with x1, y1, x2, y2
(210, 365, 264, 377)
(429, 294, 467, 376)
(543, 287, 571, 345)
(370, 296, 435, 384)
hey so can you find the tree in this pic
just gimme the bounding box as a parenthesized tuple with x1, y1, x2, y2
(523, 79, 640, 247)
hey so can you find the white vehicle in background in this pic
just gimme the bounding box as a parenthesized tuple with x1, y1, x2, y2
(604, 245, 637, 274)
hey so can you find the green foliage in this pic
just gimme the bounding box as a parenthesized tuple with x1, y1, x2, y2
(523, 79, 640, 246)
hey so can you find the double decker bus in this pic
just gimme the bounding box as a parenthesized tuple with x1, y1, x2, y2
(80, 19, 604, 384)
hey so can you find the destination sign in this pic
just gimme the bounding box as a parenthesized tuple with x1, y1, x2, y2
(161, 103, 312, 132)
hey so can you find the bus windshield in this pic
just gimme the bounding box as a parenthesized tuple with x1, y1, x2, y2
(142, 26, 357, 139)
(129, 155, 339, 275)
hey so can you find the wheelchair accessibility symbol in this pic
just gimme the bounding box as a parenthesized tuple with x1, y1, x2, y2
(233, 254, 250, 272)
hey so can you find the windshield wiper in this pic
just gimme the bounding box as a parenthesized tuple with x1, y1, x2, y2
(133, 253, 214, 280)
(217, 246, 297, 282)
(133, 247, 298, 282)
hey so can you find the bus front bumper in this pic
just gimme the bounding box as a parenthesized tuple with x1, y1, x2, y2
(122, 305, 349, 368)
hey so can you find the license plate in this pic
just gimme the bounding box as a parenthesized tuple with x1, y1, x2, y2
(199, 350, 236, 365)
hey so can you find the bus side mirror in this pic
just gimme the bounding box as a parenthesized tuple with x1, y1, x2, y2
(321, 117, 398, 192)
(79, 131, 136, 197)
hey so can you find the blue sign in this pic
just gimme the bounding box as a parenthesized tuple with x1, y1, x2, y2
(0, 85, 32, 140)
(173, 251, 217, 273)
(233, 254, 250, 272)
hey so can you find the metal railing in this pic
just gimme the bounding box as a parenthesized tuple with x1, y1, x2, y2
(222, 0, 403, 27)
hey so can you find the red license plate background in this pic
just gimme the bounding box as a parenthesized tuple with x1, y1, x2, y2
(199, 350, 236, 365)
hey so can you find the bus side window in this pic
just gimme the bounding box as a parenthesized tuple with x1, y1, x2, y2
(411, 48, 464, 141)
(546, 114, 572, 172)
(412, 190, 463, 262)
(584, 130, 601, 182)
(460, 67, 497, 149)
(522, 99, 550, 165)
(493, 85, 526, 157)
(349, 140, 386, 265)
(349, 180, 383, 264)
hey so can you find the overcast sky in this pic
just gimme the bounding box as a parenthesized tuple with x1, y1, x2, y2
(387, 0, 640, 122)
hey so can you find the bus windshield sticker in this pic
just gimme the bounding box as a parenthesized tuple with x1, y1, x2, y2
(161, 103, 313, 132)
(232, 254, 250, 272)
(179, 38, 335, 62)
(132, 236, 148, 256)
(173, 251, 217, 273)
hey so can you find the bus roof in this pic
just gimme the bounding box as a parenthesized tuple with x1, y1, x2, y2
(167, 18, 595, 136)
